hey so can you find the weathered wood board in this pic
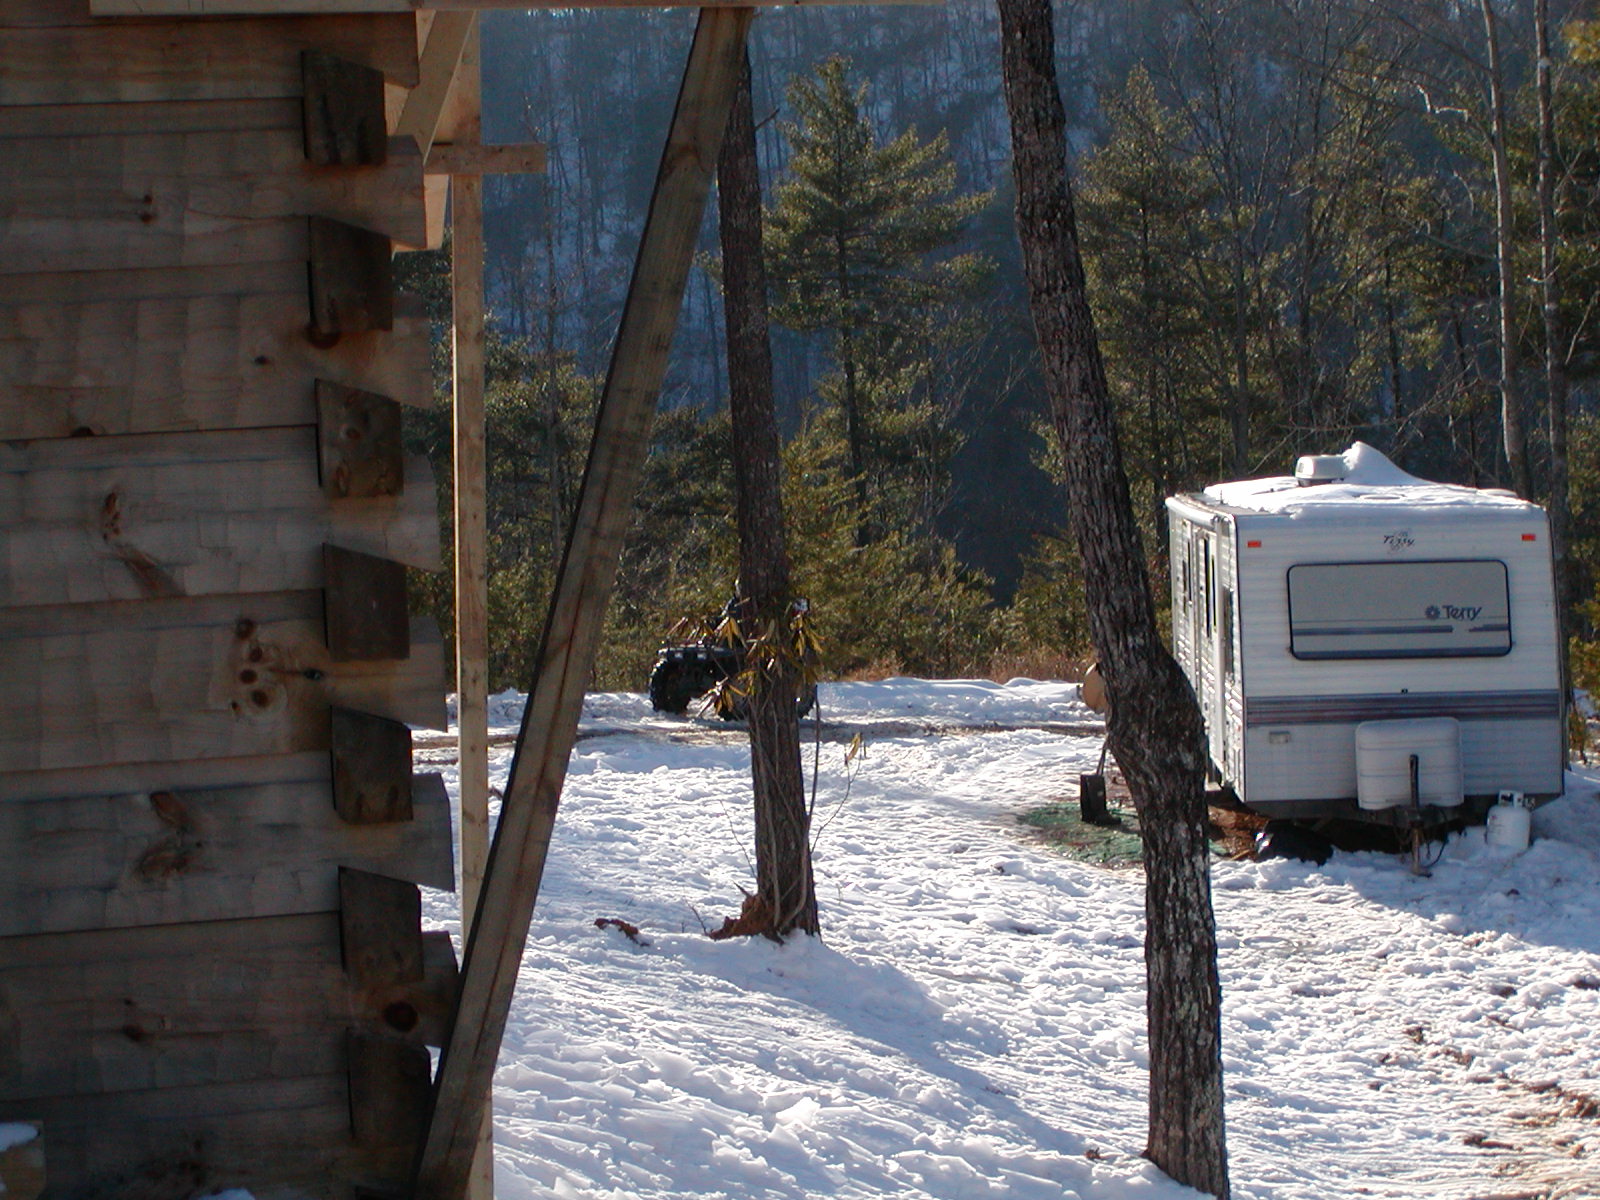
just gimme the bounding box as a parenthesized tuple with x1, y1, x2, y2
(0, 590, 446, 779)
(0, 15, 419, 106)
(0, 913, 454, 1102)
(0, 747, 328, 805)
(0, 290, 433, 437)
(0, 1073, 414, 1199)
(0, 774, 453, 938)
(1, 259, 307, 305)
(0, 130, 424, 274)
(0, 96, 300, 139)
(0, 427, 440, 606)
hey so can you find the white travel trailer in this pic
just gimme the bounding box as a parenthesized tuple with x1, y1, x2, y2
(1166, 443, 1565, 822)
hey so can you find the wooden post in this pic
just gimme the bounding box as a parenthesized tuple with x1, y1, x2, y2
(446, 16, 494, 1200)
(412, 10, 755, 1199)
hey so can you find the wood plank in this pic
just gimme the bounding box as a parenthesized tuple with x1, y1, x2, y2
(331, 707, 414, 822)
(0, 590, 447, 780)
(394, 9, 472, 159)
(303, 48, 388, 165)
(0, 129, 424, 274)
(445, 26, 497, 1200)
(425, 141, 546, 176)
(0, 15, 419, 106)
(0, 427, 440, 607)
(0, 259, 307, 305)
(0, 913, 452, 1104)
(0, 1073, 415, 1199)
(324, 545, 411, 661)
(318, 380, 406, 498)
(414, 12, 754, 1200)
(451, 20, 489, 939)
(0, 96, 300, 138)
(0, 772, 453, 938)
(0, 289, 433, 436)
(0, 748, 330, 805)
(310, 215, 394, 334)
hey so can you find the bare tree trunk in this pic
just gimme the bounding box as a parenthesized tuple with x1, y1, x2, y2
(1481, 0, 1533, 498)
(717, 50, 819, 939)
(1534, 0, 1572, 670)
(994, 0, 1229, 1195)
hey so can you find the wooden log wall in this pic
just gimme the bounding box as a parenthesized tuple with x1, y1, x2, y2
(0, 4, 454, 1197)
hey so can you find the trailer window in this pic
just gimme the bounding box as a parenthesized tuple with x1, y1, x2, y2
(1286, 560, 1511, 659)
(1221, 587, 1235, 676)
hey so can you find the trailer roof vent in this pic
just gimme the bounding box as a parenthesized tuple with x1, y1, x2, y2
(1294, 454, 1348, 486)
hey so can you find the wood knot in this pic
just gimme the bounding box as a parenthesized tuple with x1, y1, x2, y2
(100, 491, 123, 538)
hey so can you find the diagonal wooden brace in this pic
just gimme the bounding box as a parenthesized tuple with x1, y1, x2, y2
(411, 9, 756, 1200)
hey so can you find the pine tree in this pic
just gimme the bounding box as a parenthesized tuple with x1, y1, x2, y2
(765, 55, 991, 541)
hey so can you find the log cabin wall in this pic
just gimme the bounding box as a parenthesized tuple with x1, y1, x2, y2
(0, 3, 456, 1197)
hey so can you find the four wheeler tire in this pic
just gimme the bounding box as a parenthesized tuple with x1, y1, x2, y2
(648, 658, 706, 715)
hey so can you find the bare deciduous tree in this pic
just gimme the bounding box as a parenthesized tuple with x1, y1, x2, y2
(717, 51, 819, 939)
(994, 0, 1229, 1194)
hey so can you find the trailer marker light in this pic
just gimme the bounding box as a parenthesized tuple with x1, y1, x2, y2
(1522, 533, 1537, 541)
(1246, 540, 1262, 548)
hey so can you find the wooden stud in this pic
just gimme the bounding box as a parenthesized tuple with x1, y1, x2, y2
(318, 380, 406, 499)
(308, 216, 394, 336)
(347, 1031, 431, 1150)
(302, 49, 387, 166)
(330, 707, 414, 825)
(414, 12, 754, 1199)
(323, 544, 411, 661)
(339, 868, 423, 989)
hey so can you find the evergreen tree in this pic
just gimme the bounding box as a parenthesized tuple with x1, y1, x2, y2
(765, 55, 992, 541)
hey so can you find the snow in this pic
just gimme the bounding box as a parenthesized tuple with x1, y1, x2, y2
(1203, 442, 1537, 514)
(0, 1124, 36, 1154)
(421, 679, 1600, 1200)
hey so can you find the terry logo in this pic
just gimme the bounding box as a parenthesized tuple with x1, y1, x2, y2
(1383, 531, 1415, 553)
(1426, 604, 1481, 622)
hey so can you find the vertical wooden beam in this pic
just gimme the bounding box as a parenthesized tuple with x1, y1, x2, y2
(412, 10, 755, 1200)
(446, 17, 494, 1200)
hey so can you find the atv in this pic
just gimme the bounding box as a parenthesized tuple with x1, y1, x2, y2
(648, 599, 817, 720)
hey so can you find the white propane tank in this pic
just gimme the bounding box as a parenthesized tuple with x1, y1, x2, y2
(1486, 792, 1532, 852)
(1355, 717, 1464, 811)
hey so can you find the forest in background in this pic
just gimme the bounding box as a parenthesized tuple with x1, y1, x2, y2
(400, 0, 1600, 710)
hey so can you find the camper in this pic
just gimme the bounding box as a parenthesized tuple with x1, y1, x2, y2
(1166, 443, 1564, 823)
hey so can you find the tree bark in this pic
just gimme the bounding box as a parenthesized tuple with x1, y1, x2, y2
(1481, 0, 1534, 498)
(994, 0, 1229, 1195)
(1534, 0, 1572, 670)
(718, 50, 819, 938)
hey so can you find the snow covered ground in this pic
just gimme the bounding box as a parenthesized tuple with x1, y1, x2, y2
(421, 679, 1600, 1200)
